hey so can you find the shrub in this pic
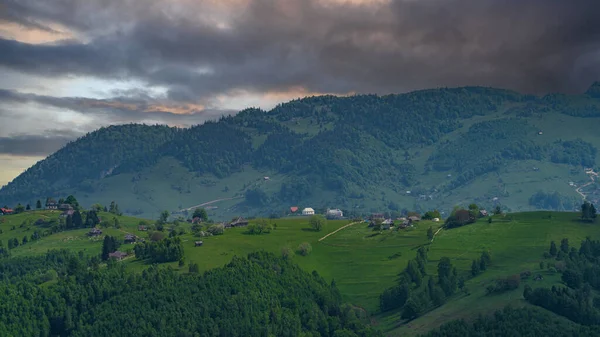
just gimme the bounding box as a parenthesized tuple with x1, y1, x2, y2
(207, 224, 225, 235)
(298, 242, 312, 256)
(281, 247, 294, 260)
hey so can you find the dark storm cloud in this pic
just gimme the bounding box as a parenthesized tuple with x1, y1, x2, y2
(2, 0, 600, 98)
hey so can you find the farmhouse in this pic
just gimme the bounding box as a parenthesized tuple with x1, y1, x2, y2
(108, 251, 128, 260)
(45, 201, 58, 210)
(302, 208, 315, 216)
(408, 215, 421, 222)
(88, 228, 103, 236)
(0, 208, 13, 215)
(58, 204, 73, 211)
(228, 217, 249, 227)
(60, 209, 75, 218)
(326, 208, 343, 219)
(138, 225, 148, 231)
(479, 210, 488, 217)
(124, 234, 136, 243)
(195, 241, 204, 247)
(290, 206, 299, 213)
(371, 213, 385, 220)
(382, 219, 394, 230)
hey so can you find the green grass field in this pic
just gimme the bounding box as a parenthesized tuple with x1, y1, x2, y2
(2, 210, 600, 336)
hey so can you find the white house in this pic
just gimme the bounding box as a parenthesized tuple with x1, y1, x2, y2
(326, 208, 343, 218)
(302, 208, 315, 216)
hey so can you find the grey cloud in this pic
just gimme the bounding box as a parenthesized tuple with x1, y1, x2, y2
(0, 133, 77, 156)
(1, 0, 600, 102)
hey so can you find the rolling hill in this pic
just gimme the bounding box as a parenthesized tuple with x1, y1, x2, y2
(1, 84, 600, 220)
(2, 208, 600, 336)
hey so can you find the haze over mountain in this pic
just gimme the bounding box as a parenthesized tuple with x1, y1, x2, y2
(1, 0, 600, 187)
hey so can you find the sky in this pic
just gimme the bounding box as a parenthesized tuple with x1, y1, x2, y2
(1, 0, 600, 186)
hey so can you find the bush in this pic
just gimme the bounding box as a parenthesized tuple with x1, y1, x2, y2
(298, 242, 312, 256)
(247, 220, 272, 235)
(207, 224, 224, 235)
(281, 247, 294, 260)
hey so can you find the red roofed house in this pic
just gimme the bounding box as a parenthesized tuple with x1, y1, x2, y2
(0, 208, 13, 215)
(290, 206, 298, 213)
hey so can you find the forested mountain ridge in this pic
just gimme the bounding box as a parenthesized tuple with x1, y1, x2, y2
(1, 84, 600, 219)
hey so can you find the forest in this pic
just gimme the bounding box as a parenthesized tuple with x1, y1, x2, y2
(0, 249, 381, 337)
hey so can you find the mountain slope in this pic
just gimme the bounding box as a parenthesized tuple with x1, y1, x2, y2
(1, 85, 600, 219)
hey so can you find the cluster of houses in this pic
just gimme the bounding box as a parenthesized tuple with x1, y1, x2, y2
(368, 213, 424, 230)
(288, 206, 344, 219)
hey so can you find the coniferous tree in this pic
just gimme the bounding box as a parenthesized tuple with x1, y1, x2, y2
(36, 200, 42, 209)
(549, 241, 558, 256)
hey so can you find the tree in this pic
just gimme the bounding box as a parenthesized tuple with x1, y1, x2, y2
(488, 217, 492, 224)
(66, 215, 74, 229)
(192, 208, 208, 221)
(401, 299, 420, 320)
(298, 242, 312, 256)
(468, 203, 479, 218)
(101, 236, 120, 260)
(109, 201, 122, 215)
(36, 200, 42, 209)
(188, 263, 199, 273)
(158, 210, 170, 225)
(471, 259, 480, 276)
(423, 210, 441, 220)
(427, 226, 434, 241)
(72, 210, 83, 228)
(91, 203, 103, 212)
(85, 210, 100, 227)
(581, 201, 597, 222)
(14, 204, 25, 214)
(22, 236, 28, 245)
(560, 238, 569, 253)
(25, 204, 31, 211)
(493, 205, 502, 215)
(549, 241, 558, 256)
(309, 215, 324, 231)
(64, 195, 80, 209)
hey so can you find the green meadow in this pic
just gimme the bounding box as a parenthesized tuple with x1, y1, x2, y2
(2, 210, 600, 336)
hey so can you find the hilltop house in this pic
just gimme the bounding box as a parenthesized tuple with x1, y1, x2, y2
(108, 251, 128, 260)
(479, 210, 488, 217)
(88, 228, 103, 236)
(326, 209, 343, 219)
(382, 219, 394, 230)
(45, 201, 58, 210)
(302, 208, 315, 216)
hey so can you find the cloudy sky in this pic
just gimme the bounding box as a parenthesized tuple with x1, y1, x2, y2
(1, 0, 600, 186)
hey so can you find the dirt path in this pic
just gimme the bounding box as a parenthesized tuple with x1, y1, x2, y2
(318, 221, 363, 242)
(576, 169, 598, 199)
(430, 226, 444, 243)
(179, 196, 243, 212)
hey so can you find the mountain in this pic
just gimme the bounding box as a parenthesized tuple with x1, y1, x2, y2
(1, 85, 600, 220)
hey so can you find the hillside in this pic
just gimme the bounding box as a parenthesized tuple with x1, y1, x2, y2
(2, 84, 600, 219)
(3, 209, 600, 336)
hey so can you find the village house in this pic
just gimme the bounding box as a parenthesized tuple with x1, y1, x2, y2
(228, 217, 249, 228)
(0, 208, 13, 215)
(479, 210, 489, 217)
(108, 251, 128, 260)
(191, 217, 202, 224)
(124, 234, 136, 243)
(195, 241, 204, 247)
(88, 228, 103, 236)
(138, 225, 148, 231)
(45, 201, 58, 210)
(60, 209, 75, 218)
(432, 218, 440, 222)
(302, 208, 315, 216)
(58, 204, 73, 211)
(326, 208, 343, 219)
(408, 215, 421, 222)
(290, 206, 299, 214)
(382, 219, 394, 230)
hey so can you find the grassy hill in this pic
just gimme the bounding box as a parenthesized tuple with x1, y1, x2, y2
(2, 209, 600, 336)
(1, 85, 600, 220)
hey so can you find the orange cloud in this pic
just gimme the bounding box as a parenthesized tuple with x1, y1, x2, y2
(0, 20, 76, 44)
